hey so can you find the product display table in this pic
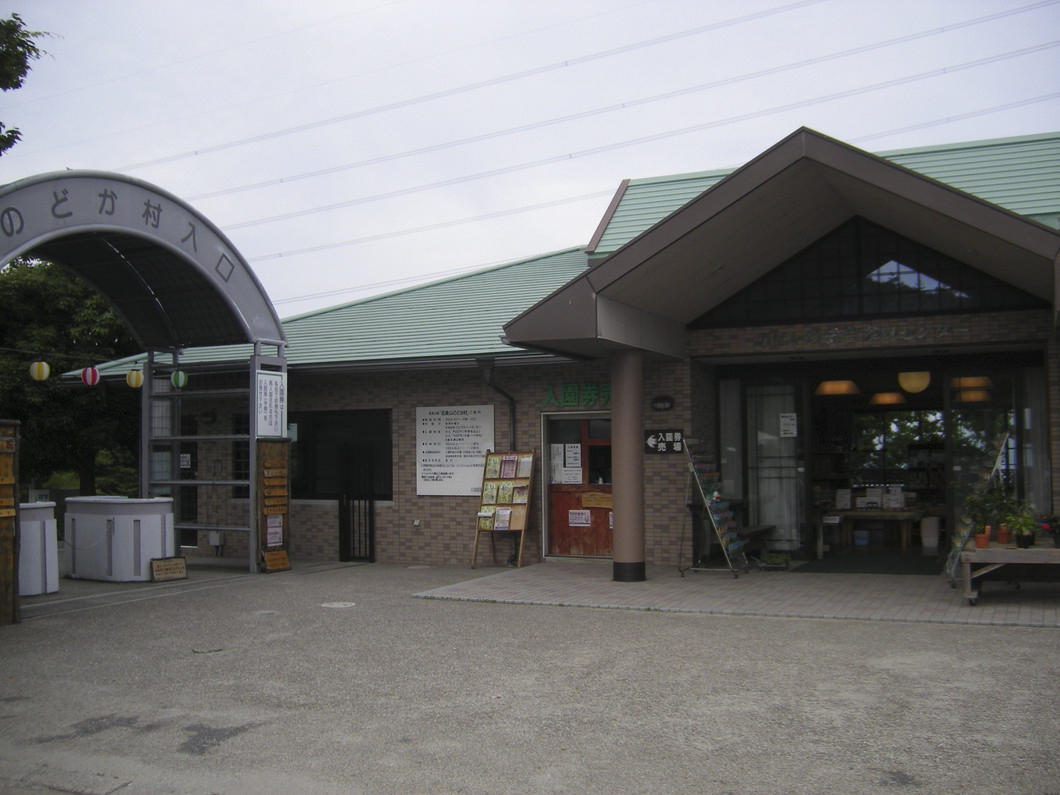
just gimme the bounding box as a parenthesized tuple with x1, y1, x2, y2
(959, 541, 1060, 605)
(829, 509, 924, 549)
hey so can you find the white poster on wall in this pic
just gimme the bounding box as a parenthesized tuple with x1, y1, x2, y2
(256, 371, 288, 438)
(416, 405, 495, 495)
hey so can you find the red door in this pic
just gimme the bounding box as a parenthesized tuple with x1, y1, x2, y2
(547, 418, 612, 557)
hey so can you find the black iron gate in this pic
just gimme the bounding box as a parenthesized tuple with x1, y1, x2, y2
(339, 444, 375, 562)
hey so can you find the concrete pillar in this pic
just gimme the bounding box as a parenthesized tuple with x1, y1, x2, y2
(610, 349, 646, 581)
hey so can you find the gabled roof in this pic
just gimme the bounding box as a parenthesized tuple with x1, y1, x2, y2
(93, 248, 589, 376)
(588, 131, 1060, 258)
(506, 128, 1060, 360)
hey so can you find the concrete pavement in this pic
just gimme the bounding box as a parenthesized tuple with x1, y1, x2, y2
(2, 559, 1058, 794)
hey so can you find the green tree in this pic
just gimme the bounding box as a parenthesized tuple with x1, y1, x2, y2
(0, 12, 47, 157)
(0, 258, 141, 494)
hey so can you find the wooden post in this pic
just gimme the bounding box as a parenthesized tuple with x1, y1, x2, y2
(0, 421, 20, 625)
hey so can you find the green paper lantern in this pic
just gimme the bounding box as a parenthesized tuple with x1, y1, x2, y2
(171, 370, 188, 389)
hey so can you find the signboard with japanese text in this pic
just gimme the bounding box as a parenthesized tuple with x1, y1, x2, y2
(541, 382, 610, 410)
(644, 430, 685, 454)
(0, 421, 18, 624)
(257, 439, 290, 572)
(256, 371, 287, 438)
(416, 405, 495, 496)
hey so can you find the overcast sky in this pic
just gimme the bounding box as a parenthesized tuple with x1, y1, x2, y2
(3, 0, 1059, 317)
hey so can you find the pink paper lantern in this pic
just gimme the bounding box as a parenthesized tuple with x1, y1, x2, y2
(80, 366, 100, 386)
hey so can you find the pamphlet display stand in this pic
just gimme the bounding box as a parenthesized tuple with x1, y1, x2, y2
(471, 450, 536, 568)
(680, 441, 748, 577)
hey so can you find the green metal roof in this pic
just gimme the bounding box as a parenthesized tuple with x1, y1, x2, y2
(89, 131, 1059, 376)
(589, 131, 1060, 257)
(93, 248, 590, 375)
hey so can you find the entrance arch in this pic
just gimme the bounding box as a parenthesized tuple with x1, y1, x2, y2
(1, 171, 288, 573)
(0, 170, 285, 349)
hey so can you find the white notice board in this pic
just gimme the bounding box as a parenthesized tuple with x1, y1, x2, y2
(416, 405, 495, 495)
(256, 371, 288, 438)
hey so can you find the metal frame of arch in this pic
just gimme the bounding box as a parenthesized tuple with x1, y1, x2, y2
(0, 171, 288, 573)
(0, 170, 286, 350)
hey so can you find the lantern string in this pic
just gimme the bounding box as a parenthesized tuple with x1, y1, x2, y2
(0, 345, 128, 364)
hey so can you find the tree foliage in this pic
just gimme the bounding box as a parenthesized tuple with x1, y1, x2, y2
(0, 258, 141, 493)
(0, 13, 47, 157)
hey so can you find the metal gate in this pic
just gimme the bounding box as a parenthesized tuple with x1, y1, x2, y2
(339, 495, 374, 562)
(339, 444, 375, 562)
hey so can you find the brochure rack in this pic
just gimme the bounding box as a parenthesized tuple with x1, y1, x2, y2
(471, 450, 536, 568)
(681, 440, 748, 577)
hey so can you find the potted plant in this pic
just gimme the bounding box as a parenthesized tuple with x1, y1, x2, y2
(1006, 508, 1038, 549)
(1038, 515, 1060, 548)
(961, 483, 1017, 544)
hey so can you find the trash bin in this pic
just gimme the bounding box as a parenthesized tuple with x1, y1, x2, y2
(19, 501, 59, 596)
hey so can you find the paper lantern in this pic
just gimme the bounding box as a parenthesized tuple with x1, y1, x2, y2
(170, 370, 188, 389)
(80, 366, 100, 386)
(28, 361, 50, 381)
(126, 369, 144, 389)
(897, 371, 931, 393)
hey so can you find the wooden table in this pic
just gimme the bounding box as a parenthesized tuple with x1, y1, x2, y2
(830, 509, 924, 549)
(960, 541, 1060, 605)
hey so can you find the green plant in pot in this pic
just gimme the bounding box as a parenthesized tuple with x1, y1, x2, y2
(962, 484, 1018, 541)
(1006, 508, 1038, 548)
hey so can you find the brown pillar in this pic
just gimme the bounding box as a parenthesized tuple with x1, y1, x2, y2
(610, 349, 646, 581)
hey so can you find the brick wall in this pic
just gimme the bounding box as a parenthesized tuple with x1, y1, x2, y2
(182, 307, 1059, 570)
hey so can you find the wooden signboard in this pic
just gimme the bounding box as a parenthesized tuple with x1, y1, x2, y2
(150, 556, 188, 582)
(0, 421, 19, 625)
(257, 439, 291, 572)
(471, 450, 535, 568)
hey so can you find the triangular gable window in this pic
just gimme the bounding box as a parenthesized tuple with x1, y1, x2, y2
(691, 217, 1046, 328)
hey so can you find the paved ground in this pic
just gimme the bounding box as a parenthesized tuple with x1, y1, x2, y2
(1, 559, 1058, 794)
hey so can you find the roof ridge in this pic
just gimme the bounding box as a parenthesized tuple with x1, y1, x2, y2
(875, 130, 1060, 159)
(615, 130, 1060, 189)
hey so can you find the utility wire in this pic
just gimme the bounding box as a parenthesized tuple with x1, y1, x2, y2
(187, 0, 1060, 203)
(262, 89, 1059, 307)
(250, 190, 612, 262)
(226, 41, 1060, 232)
(115, 0, 830, 171)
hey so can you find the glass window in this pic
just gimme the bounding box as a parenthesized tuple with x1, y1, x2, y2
(692, 217, 1046, 327)
(289, 410, 392, 500)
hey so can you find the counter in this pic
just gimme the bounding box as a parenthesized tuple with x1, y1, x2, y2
(64, 496, 174, 582)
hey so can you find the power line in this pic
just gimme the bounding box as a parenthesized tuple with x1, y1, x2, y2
(115, 0, 830, 172)
(249, 190, 611, 262)
(262, 91, 1060, 308)
(850, 91, 1060, 144)
(186, 0, 1060, 204)
(224, 41, 1060, 232)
